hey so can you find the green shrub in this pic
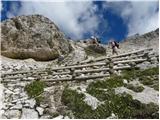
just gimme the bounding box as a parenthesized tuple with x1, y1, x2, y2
(122, 67, 159, 80)
(122, 67, 159, 90)
(25, 80, 45, 104)
(125, 84, 144, 92)
(87, 75, 124, 90)
(139, 76, 154, 85)
(61, 88, 95, 119)
(62, 88, 159, 119)
(61, 67, 159, 119)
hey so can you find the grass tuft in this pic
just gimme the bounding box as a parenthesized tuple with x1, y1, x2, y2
(25, 80, 45, 105)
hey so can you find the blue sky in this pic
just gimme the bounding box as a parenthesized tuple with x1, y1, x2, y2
(0, 0, 159, 44)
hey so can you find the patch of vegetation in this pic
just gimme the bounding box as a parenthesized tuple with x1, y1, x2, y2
(43, 108, 60, 118)
(122, 67, 159, 90)
(62, 88, 159, 119)
(51, 112, 59, 118)
(87, 75, 124, 89)
(86, 75, 124, 101)
(25, 80, 46, 105)
(139, 67, 159, 76)
(139, 76, 154, 85)
(125, 84, 144, 92)
(150, 84, 159, 91)
(61, 88, 96, 119)
(61, 67, 159, 119)
(122, 67, 159, 80)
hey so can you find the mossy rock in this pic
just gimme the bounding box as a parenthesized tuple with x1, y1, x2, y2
(84, 44, 106, 57)
(139, 76, 154, 85)
(125, 84, 144, 92)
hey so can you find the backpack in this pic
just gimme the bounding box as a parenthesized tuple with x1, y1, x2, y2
(114, 41, 119, 48)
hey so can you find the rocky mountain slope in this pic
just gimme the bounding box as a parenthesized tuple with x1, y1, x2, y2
(105, 28, 159, 56)
(1, 15, 72, 61)
(0, 15, 159, 119)
(120, 28, 159, 53)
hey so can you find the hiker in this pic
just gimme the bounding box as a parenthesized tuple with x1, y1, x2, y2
(110, 40, 119, 55)
(57, 50, 64, 63)
(90, 36, 99, 45)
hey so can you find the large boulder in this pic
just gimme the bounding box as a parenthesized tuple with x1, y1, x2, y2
(1, 14, 72, 61)
(84, 44, 106, 57)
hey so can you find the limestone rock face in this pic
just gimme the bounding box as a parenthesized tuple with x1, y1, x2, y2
(1, 14, 72, 61)
(21, 108, 38, 119)
(119, 28, 159, 53)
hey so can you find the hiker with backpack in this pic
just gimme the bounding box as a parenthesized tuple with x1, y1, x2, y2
(110, 40, 119, 55)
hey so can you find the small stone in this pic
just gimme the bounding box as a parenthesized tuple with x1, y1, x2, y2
(23, 103, 30, 107)
(17, 82, 27, 87)
(136, 61, 151, 69)
(13, 88, 21, 93)
(52, 75, 59, 79)
(80, 74, 85, 77)
(123, 79, 128, 84)
(5, 110, 21, 119)
(4, 89, 14, 94)
(40, 103, 48, 108)
(25, 99, 36, 108)
(150, 57, 157, 61)
(10, 103, 22, 110)
(1, 115, 8, 119)
(21, 108, 38, 119)
(117, 63, 123, 66)
(52, 115, 64, 119)
(64, 116, 70, 119)
(40, 114, 51, 119)
(19, 92, 28, 98)
(27, 77, 35, 80)
(36, 107, 44, 116)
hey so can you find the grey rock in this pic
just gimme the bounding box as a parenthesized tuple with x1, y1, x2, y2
(5, 110, 21, 119)
(23, 103, 30, 108)
(86, 44, 106, 55)
(27, 77, 35, 80)
(36, 107, 44, 116)
(52, 115, 64, 119)
(136, 61, 151, 69)
(119, 29, 159, 53)
(1, 115, 8, 119)
(150, 57, 157, 61)
(4, 88, 14, 94)
(64, 116, 70, 119)
(10, 103, 22, 110)
(1, 14, 72, 61)
(40, 114, 51, 119)
(123, 79, 128, 84)
(25, 99, 36, 108)
(21, 108, 38, 119)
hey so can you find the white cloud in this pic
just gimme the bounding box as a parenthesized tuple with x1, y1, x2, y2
(0, 1, 2, 12)
(7, 1, 101, 39)
(103, 1, 159, 36)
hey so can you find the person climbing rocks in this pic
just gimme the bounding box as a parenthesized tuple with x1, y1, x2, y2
(57, 49, 64, 63)
(110, 39, 119, 55)
(90, 36, 100, 46)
